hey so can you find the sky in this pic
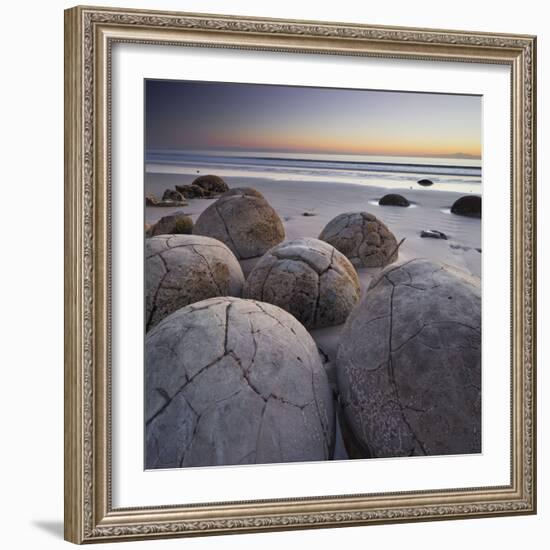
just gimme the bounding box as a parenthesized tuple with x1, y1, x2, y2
(145, 80, 481, 159)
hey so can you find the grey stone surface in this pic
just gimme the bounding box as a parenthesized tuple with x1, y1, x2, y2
(336, 259, 481, 458)
(175, 184, 207, 199)
(150, 212, 193, 236)
(162, 189, 185, 202)
(145, 297, 335, 468)
(318, 212, 399, 268)
(145, 235, 244, 330)
(244, 238, 360, 329)
(191, 174, 229, 194)
(194, 188, 285, 259)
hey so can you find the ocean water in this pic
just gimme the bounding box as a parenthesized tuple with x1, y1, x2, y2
(145, 150, 482, 194)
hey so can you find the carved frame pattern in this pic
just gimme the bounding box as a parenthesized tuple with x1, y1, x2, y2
(64, 5, 536, 544)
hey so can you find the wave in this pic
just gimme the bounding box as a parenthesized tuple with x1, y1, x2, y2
(145, 151, 481, 178)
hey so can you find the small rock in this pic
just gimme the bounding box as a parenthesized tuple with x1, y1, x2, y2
(420, 229, 447, 240)
(149, 212, 193, 236)
(145, 195, 158, 206)
(417, 179, 434, 187)
(451, 195, 482, 218)
(302, 212, 317, 217)
(154, 199, 188, 207)
(162, 189, 185, 202)
(192, 174, 229, 195)
(379, 193, 410, 207)
(175, 184, 208, 199)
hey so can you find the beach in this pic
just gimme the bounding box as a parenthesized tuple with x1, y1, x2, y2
(145, 172, 481, 388)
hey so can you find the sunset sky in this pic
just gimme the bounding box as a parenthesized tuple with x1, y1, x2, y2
(145, 80, 481, 159)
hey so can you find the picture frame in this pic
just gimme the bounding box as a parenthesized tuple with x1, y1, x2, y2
(64, 5, 537, 544)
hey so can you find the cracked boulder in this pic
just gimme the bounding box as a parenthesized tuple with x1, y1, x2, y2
(244, 238, 360, 329)
(336, 259, 481, 458)
(193, 189, 285, 259)
(146, 235, 244, 331)
(145, 296, 335, 468)
(318, 212, 399, 268)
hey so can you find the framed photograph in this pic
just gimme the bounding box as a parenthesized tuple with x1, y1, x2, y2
(64, 5, 537, 544)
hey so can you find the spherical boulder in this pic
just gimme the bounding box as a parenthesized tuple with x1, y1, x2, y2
(194, 188, 285, 259)
(244, 238, 360, 329)
(336, 259, 481, 458)
(145, 235, 244, 330)
(379, 193, 410, 207)
(417, 178, 434, 187)
(318, 212, 399, 268)
(145, 296, 335, 468)
(191, 174, 229, 195)
(149, 212, 193, 236)
(451, 195, 482, 218)
(175, 184, 207, 199)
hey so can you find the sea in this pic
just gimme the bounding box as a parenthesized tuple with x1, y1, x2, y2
(145, 149, 482, 194)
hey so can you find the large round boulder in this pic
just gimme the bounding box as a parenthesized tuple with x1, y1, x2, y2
(379, 193, 410, 207)
(194, 188, 285, 259)
(451, 195, 482, 218)
(318, 212, 399, 268)
(145, 297, 335, 468)
(149, 212, 193, 236)
(244, 238, 360, 329)
(336, 259, 481, 458)
(145, 235, 244, 330)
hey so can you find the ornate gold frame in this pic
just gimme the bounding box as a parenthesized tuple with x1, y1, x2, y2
(64, 5, 537, 544)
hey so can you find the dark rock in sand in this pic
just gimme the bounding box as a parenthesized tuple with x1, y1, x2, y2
(336, 259, 481, 458)
(175, 184, 208, 199)
(302, 212, 317, 217)
(191, 174, 229, 195)
(149, 212, 194, 236)
(379, 193, 410, 207)
(451, 195, 482, 218)
(145, 195, 158, 206)
(420, 229, 447, 240)
(244, 237, 360, 329)
(194, 188, 285, 259)
(145, 296, 335, 468)
(145, 235, 244, 330)
(417, 179, 434, 187)
(319, 211, 399, 268)
(162, 189, 185, 202)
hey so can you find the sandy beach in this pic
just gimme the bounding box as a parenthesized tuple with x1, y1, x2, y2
(146, 172, 481, 389)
